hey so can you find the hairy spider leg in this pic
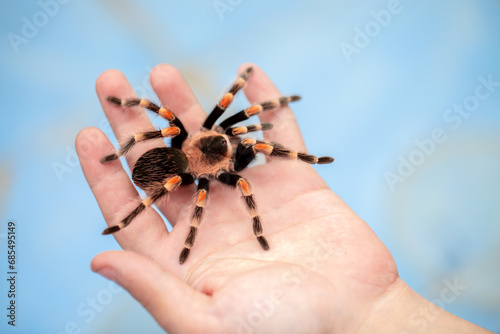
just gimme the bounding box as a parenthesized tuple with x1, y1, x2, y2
(224, 122, 273, 136)
(239, 139, 335, 165)
(100, 127, 181, 163)
(217, 172, 269, 251)
(219, 95, 301, 130)
(106, 96, 188, 149)
(179, 176, 210, 264)
(202, 67, 254, 130)
(101, 175, 184, 235)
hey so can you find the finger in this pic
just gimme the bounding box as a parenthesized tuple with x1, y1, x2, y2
(150, 64, 207, 134)
(238, 63, 307, 152)
(76, 127, 170, 257)
(96, 69, 165, 169)
(92, 251, 218, 333)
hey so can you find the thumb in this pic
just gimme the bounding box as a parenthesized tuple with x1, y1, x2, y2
(91, 250, 218, 333)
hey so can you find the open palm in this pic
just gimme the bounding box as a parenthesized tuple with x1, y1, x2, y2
(77, 64, 400, 333)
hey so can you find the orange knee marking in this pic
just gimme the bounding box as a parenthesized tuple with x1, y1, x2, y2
(196, 190, 207, 207)
(165, 175, 182, 191)
(139, 99, 150, 108)
(246, 105, 263, 116)
(254, 143, 273, 155)
(233, 127, 247, 135)
(242, 138, 256, 146)
(159, 108, 174, 120)
(161, 127, 181, 137)
(220, 93, 233, 109)
(238, 179, 252, 196)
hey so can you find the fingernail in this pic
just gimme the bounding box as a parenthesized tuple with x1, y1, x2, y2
(96, 267, 116, 282)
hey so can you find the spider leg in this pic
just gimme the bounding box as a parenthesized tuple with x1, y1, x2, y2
(202, 67, 253, 130)
(102, 175, 183, 235)
(241, 139, 335, 165)
(100, 127, 181, 163)
(179, 176, 210, 264)
(219, 96, 301, 130)
(106, 96, 188, 149)
(225, 122, 273, 136)
(217, 172, 269, 251)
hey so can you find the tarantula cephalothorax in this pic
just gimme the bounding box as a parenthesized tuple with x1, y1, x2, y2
(100, 67, 334, 264)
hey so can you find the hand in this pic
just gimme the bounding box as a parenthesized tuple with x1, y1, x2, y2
(76, 64, 492, 334)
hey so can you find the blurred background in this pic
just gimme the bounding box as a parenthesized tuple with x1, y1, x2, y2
(1, 0, 499, 333)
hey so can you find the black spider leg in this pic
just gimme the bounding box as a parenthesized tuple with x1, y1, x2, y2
(106, 96, 188, 149)
(217, 172, 270, 251)
(100, 126, 181, 163)
(202, 67, 253, 130)
(240, 139, 334, 165)
(179, 176, 210, 264)
(219, 95, 301, 130)
(102, 175, 185, 235)
(225, 122, 273, 136)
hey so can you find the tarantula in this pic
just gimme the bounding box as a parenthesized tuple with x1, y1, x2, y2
(100, 67, 334, 264)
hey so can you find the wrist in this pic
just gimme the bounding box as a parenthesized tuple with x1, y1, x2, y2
(356, 277, 492, 334)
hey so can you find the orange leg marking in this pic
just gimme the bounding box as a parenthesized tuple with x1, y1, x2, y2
(220, 93, 234, 109)
(246, 105, 263, 116)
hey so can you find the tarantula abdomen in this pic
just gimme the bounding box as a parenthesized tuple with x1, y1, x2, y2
(132, 147, 189, 190)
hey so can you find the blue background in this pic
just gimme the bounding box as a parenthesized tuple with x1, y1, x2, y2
(1, 0, 499, 333)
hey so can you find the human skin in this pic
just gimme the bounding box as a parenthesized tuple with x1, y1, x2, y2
(76, 63, 492, 334)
